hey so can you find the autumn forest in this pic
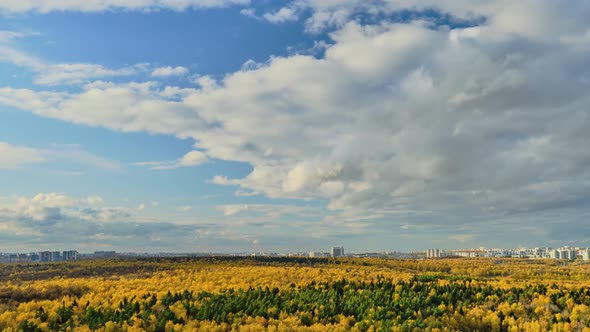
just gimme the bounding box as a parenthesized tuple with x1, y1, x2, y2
(1, 257, 590, 331)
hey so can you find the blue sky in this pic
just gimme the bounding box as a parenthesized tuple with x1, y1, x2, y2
(1, 0, 590, 253)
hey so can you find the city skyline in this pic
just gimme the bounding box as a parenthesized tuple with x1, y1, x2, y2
(1, 243, 590, 256)
(1, 1, 590, 252)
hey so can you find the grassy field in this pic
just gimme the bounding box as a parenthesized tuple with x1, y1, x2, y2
(1, 257, 590, 331)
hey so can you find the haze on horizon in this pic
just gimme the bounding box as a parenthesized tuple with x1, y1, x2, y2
(1, 0, 589, 253)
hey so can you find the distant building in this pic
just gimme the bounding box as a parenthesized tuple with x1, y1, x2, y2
(51, 251, 62, 261)
(62, 250, 79, 261)
(94, 251, 117, 258)
(309, 252, 329, 258)
(530, 247, 548, 259)
(40, 251, 51, 262)
(581, 249, 590, 261)
(550, 247, 577, 260)
(425, 249, 441, 258)
(17, 253, 30, 262)
(560, 248, 576, 260)
(452, 250, 485, 258)
(331, 247, 344, 257)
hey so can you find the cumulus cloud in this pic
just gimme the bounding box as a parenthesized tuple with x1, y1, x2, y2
(267, 0, 590, 38)
(151, 66, 189, 77)
(0, 0, 250, 14)
(239, 8, 256, 18)
(14, 192, 103, 222)
(0, 193, 188, 250)
(2, 1, 590, 247)
(263, 7, 299, 23)
(0, 193, 344, 252)
(261, 0, 374, 32)
(241, 5, 300, 24)
(136, 150, 208, 170)
(0, 81, 205, 135)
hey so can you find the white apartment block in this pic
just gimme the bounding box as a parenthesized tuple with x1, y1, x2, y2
(331, 247, 344, 257)
(549, 248, 577, 260)
(425, 249, 441, 258)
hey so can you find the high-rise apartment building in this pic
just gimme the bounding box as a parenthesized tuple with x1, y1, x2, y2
(331, 247, 344, 257)
(426, 249, 441, 258)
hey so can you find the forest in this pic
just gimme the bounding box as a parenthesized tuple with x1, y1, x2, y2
(1, 256, 590, 331)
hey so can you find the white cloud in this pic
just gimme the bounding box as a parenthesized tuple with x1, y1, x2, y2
(277, 0, 590, 39)
(216, 204, 321, 218)
(0, 192, 343, 252)
(14, 192, 104, 222)
(0, 193, 204, 251)
(448, 234, 475, 243)
(192, 75, 219, 90)
(17, 192, 103, 210)
(136, 150, 208, 170)
(86, 196, 105, 205)
(240, 59, 264, 71)
(0, 36, 43, 69)
(263, 7, 298, 23)
(0, 30, 36, 42)
(151, 66, 189, 77)
(0, 33, 142, 85)
(0, 141, 122, 171)
(239, 8, 256, 18)
(35, 63, 140, 86)
(234, 189, 259, 197)
(0, 0, 250, 13)
(0, 81, 205, 135)
(282, 161, 343, 193)
(0, 142, 45, 169)
(241, 5, 299, 24)
(2, 1, 590, 245)
(26, 192, 77, 208)
(179, 150, 208, 166)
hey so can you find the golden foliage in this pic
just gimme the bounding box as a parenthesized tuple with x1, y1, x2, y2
(0, 257, 590, 331)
